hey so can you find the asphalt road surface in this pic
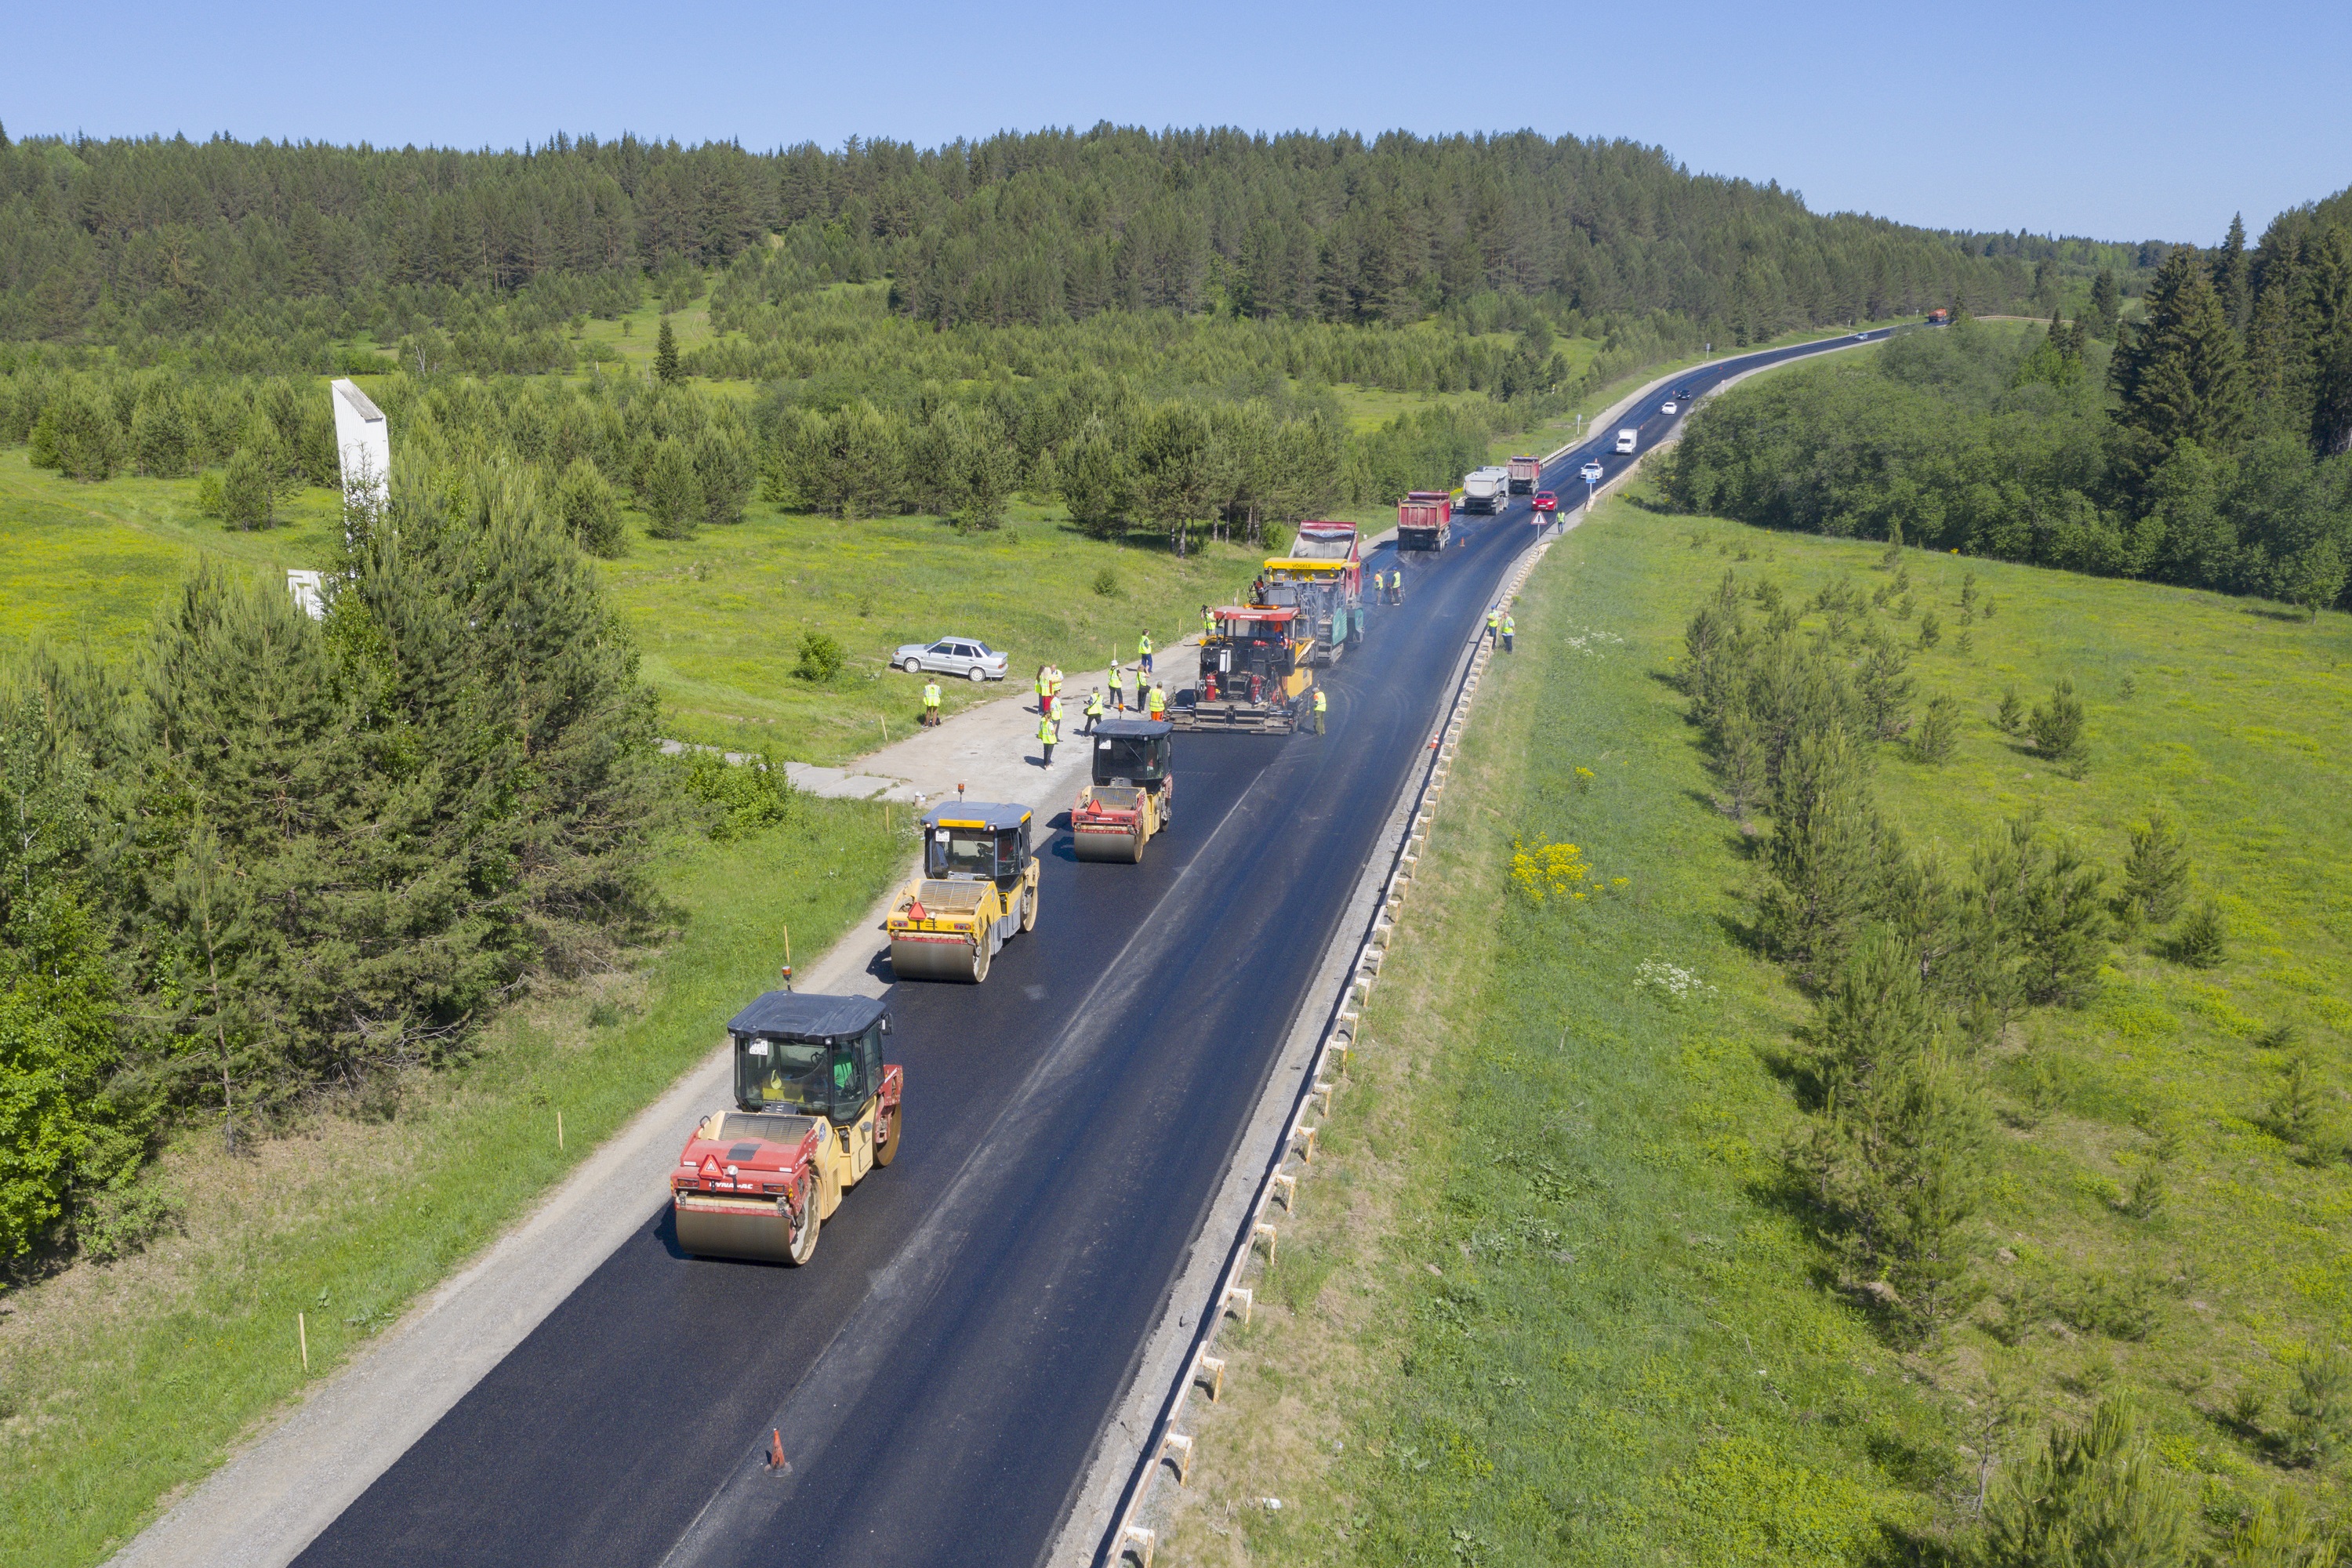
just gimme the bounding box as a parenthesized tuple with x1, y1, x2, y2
(296, 330, 1889, 1568)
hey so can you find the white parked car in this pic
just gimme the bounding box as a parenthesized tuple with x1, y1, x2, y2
(894, 637, 1009, 681)
(1580, 460, 1604, 483)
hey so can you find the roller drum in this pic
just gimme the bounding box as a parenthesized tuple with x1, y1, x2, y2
(674, 1198, 797, 1262)
(891, 935, 986, 983)
(1073, 826, 1142, 863)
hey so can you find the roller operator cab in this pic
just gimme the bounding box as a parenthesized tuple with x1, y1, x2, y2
(1176, 606, 1316, 733)
(1071, 718, 1174, 862)
(883, 802, 1039, 983)
(1614, 427, 1639, 455)
(672, 991, 904, 1265)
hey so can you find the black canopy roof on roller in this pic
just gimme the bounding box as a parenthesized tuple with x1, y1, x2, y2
(725, 991, 889, 1041)
(1091, 717, 1172, 739)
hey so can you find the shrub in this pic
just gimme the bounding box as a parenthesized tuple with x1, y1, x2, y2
(1980, 1399, 2194, 1568)
(1915, 608, 1941, 648)
(793, 629, 845, 682)
(2172, 898, 2227, 967)
(557, 459, 625, 557)
(2118, 811, 2190, 929)
(679, 750, 793, 841)
(220, 447, 276, 530)
(643, 437, 702, 539)
(1911, 693, 1959, 764)
(1091, 567, 1123, 597)
(1995, 684, 2026, 735)
(2027, 677, 2087, 771)
(2288, 1345, 2352, 1467)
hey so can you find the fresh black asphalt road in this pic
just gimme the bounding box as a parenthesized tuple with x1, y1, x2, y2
(296, 330, 1888, 1568)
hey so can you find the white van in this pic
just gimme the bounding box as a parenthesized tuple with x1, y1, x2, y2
(1613, 428, 1639, 455)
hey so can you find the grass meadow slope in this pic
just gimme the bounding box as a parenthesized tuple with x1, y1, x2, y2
(1152, 491, 2352, 1564)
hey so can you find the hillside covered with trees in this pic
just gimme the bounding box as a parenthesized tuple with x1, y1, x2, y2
(0, 122, 2107, 367)
(1668, 192, 2352, 612)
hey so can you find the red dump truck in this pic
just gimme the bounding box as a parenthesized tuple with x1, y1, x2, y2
(1926, 308, 1951, 327)
(1507, 456, 1541, 495)
(1396, 490, 1451, 552)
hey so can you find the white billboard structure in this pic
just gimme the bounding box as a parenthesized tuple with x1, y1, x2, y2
(330, 378, 390, 519)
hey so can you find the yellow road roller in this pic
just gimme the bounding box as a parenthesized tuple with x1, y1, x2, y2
(672, 990, 902, 1265)
(1071, 717, 1174, 863)
(884, 801, 1039, 982)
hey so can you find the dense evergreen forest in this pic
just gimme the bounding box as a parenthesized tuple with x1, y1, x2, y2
(1668, 194, 2352, 612)
(0, 122, 2103, 367)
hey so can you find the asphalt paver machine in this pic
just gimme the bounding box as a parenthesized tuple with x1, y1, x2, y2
(1174, 604, 1315, 734)
(671, 990, 902, 1265)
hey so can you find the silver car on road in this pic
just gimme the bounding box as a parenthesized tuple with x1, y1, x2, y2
(894, 637, 1010, 681)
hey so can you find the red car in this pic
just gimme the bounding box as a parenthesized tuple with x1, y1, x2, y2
(1531, 490, 1559, 516)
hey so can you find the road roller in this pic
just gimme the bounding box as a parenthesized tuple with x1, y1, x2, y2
(671, 990, 902, 1265)
(882, 800, 1039, 982)
(1071, 717, 1174, 863)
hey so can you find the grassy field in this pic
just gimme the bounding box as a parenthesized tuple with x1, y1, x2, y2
(603, 501, 1273, 759)
(1152, 492, 2352, 1563)
(0, 799, 909, 1567)
(0, 447, 1279, 763)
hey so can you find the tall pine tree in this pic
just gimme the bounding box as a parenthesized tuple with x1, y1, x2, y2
(2111, 249, 2251, 495)
(2211, 212, 2251, 332)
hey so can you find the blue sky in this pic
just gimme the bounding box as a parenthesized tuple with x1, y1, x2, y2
(7, 0, 2345, 243)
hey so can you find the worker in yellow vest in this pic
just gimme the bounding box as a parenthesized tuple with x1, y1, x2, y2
(1034, 666, 1050, 714)
(1110, 664, 1128, 712)
(1138, 632, 1153, 676)
(1312, 687, 1327, 735)
(1082, 688, 1104, 735)
(1201, 604, 1215, 637)
(922, 679, 942, 727)
(1047, 688, 1064, 726)
(1486, 605, 1500, 645)
(1502, 612, 1515, 653)
(1146, 682, 1167, 720)
(1036, 713, 1058, 768)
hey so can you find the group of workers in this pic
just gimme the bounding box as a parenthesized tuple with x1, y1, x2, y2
(1487, 604, 1515, 653)
(1373, 568, 1404, 604)
(1029, 635, 1170, 768)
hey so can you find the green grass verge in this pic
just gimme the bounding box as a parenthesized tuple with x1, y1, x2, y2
(0, 800, 906, 1567)
(1155, 495, 2352, 1563)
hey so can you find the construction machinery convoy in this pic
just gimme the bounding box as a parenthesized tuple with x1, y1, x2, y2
(1396, 489, 1452, 552)
(672, 991, 903, 1265)
(1071, 717, 1175, 862)
(884, 801, 1040, 982)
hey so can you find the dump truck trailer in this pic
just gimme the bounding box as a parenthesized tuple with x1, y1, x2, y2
(1071, 717, 1175, 862)
(1258, 520, 1365, 667)
(672, 990, 902, 1265)
(1396, 490, 1452, 552)
(1461, 466, 1510, 514)
(1507, 456, 1541, 494)
(1175, 605, 1315, 733)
